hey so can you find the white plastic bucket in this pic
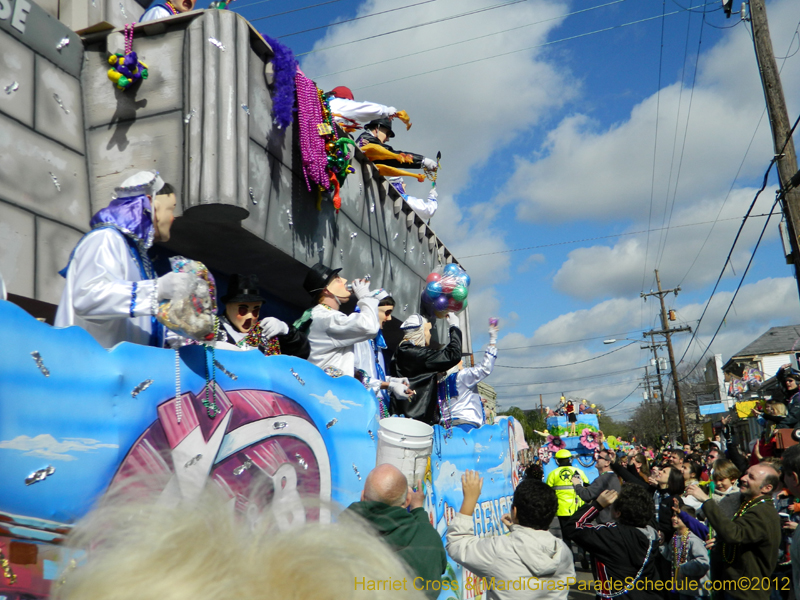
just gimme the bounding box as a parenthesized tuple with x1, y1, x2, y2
(376, 418, 434, 486)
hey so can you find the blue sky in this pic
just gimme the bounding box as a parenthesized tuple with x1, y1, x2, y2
(226, 0, 800, 418)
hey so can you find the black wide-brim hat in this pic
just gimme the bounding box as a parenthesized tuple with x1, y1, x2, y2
(304, 263, 342, 296)
(365, 117, 395, 138)
(222, 273, 266, 304)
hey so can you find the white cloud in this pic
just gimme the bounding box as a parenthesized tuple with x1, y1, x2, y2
(0, 434, 118, 462)
(518, 254, 546, 273)
(310, 391, 361, 412)
(434, 460, 463, 492)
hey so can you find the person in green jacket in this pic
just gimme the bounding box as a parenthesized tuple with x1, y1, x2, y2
(347, 464, 447, 599)
(686, 463, 781, 600)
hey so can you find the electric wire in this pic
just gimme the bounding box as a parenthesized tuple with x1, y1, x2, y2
(672, 159, 776, 370)
(602, 385, 646, 413)
(291, 0, 528, 47)
(491, 367, 645, 388)
(677, 195, 781, 382)
(309, 0, 628, 79)
(494, 342, 638, 370)
(238, 0, 348, 18)
(655, 0, 706, 268)
(642, 0, 668, 294)
(498, 329, 647, 351)
(351, 5, 714, 91)
(457, 213, 776, 259)
(674, 106, 800, 371)
(496, 377, 643, 402)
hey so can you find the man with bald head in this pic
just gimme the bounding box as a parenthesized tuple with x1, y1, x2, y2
(347, 464, 447, 598)
(687, 463, 782, 600)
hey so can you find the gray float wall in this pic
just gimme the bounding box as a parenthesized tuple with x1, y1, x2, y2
(0, 0, 87, 304)
(0, 4, 471, 353)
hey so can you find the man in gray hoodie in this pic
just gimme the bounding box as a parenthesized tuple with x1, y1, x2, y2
(446, 471, 575, 600)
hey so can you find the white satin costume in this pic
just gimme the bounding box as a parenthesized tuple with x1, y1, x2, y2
(55, 171, 164, 349)
(448, 345, 497, 427)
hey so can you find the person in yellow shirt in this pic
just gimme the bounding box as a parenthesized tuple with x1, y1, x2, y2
(546, 449, 589, 567)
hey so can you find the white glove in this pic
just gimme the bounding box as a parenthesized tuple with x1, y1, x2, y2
(156, 272, 194, 301)
(390, 376, 410, 388)
(259, 317, 289, 339)
(388, 380, 413, 400)
(372, 288, 389, 301)
(422, 157, 438, 171)
(489, 325, 499, 345)
(350, 278, 371, 300)
(428, 188, 438, 202)
(446, 312, 460, 329)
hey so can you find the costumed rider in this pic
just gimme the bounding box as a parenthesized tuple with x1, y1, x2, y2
(326, 86, 412, 133)
(441, 321, 499, 432)
(390, 313, 463, 426)
(546, 449, 588, 560)
(356, 117, 438, 173)
(386, 177, 439, 221)
(55, 170, 190, 349)
(353, 294, 414, 418)
(297, 263, 386, 377)
(215, 274, 309, 359)
(140, 0, 196, 22)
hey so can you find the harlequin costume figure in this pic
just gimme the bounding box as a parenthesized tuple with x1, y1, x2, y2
(140, 0, 196, 22)
(55, 170, 191, 349)
(215, 274, 309, 359)
(355, 117, 438, 172)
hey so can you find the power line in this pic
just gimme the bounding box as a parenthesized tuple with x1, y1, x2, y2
(310, 0, 628, 79)
(496, 377, 643, 401)
(457, 213, 776, 259)
(238, 0, 348, 18)
(654, 0, 705, 269)
(672, 162, 775, 369)
(677, 195, 781, 382)
(602, 384, 645, 413)
(679, 20, 799, 286)
(642, 0, 668, 295)
(293, 0, 528, 49)
(352, 4, 714, 91)
(491, 366, 645, 388)
(498, 328, 647, 351)
(675, 110, 800, 370)
(495, 341, 638, 369)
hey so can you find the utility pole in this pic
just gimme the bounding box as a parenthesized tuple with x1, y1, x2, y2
(642, 336, 668, 436)
(642, 270, 692, 443)
(750, 0, 800, 296)
(540, 394, 543, 412)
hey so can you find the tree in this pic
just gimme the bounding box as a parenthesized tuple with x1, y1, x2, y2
(497, 406, 546, 444)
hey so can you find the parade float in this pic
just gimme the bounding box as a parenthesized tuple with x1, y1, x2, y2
(0, 1, 518, 598)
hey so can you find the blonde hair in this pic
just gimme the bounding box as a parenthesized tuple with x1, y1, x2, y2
(402, 317, 428, 347)
(53, 487, 425, 600)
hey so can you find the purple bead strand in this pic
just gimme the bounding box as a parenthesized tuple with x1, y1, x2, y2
(295, 71, 329, 192)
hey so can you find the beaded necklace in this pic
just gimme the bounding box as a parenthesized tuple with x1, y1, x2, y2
(202, 317, 220, 418)
(600, 539, 655, 598)
(722, 496, 770, 563)
(672, 531, 689, 579)
(164, 1, 178, 13)
(437, 373, 456, 437)
(240, 321, 281, 356)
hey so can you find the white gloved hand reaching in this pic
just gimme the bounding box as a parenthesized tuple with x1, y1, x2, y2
(388, 380, 414, 400)
(428, 188, 438, 202)
(489, 324, 499, 345)
(446, 312, 460, 329)
(422, 157, 438, 171)
(259, 317, 289, 339)
(350, 278, 371, 300)
(156, 272, 194, 301)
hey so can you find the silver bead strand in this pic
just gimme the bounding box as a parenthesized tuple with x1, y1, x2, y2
(174, 348, 182, 424)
